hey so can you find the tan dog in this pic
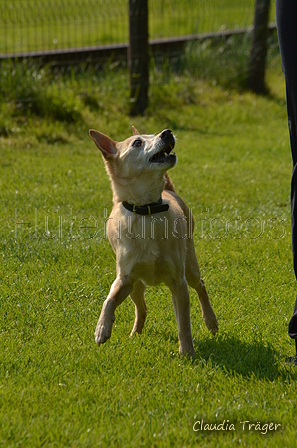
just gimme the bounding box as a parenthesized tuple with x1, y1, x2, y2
(89, 127, 218, 356)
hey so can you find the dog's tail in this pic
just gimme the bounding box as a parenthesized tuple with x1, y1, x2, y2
(164, 172, 176, 192)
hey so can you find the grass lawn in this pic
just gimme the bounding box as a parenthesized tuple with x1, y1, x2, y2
(0, 0, 274, 54)
(1, 50, 297, 446)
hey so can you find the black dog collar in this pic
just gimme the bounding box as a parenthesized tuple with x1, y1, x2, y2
(122, 197, 169, 215)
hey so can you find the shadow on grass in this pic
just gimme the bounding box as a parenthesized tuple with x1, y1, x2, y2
(194, 333, 296, 381)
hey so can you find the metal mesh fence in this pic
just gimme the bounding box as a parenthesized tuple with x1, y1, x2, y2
(0, 0, 265, 55)
(0, 1, 279, 107)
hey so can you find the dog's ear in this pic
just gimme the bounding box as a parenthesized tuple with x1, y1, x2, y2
(89, 130, 117, 159)
(132, 126, 140, 136)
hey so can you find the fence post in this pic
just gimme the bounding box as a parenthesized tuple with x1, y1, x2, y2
(247, 0, 271, 93)
(128, 0, 149, 116)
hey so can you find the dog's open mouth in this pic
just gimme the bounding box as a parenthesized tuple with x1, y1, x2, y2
(149, 143, 176, 163)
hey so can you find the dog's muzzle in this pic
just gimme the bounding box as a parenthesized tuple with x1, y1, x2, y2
(149, 129, 176, 164)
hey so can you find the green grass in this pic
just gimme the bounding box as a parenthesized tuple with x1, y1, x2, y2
(1, 48, 297, 447)
(0, 0, 275, 54)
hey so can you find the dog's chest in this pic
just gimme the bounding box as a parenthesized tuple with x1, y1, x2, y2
(107, 210, 170, 241)
(107, 212, 184, 286)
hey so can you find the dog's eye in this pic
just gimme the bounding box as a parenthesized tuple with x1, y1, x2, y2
(132, 139, 142, 147)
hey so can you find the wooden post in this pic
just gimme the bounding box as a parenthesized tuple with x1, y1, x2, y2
(128, 0, 149, 116)
(248, 0, 271, 93)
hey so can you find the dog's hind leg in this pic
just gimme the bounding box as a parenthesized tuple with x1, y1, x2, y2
(129, 280, 147, 336)
(95, 275, 134, 346)
(169, 278, 195, 357)
(185, 241, 218, 335)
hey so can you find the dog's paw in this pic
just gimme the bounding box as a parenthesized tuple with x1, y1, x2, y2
(179, 345, 196, 358)
(94, 320, 113, 346)
(204, 311, 219, 336)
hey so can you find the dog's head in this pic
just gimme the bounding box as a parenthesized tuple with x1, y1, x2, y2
(89, 127, 177, 203)
(89, 127, 176, 172)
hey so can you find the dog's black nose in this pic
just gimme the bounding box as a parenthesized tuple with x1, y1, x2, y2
(160, 129, 173, 140)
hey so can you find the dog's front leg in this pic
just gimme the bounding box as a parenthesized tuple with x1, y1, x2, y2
(130, 280, 147, 336)
(95, 275, 133, 346)
(170, 279, 195, 357)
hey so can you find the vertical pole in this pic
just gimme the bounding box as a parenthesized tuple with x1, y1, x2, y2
(248, 0, 271, 93)
(128, 0, 149, 116)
